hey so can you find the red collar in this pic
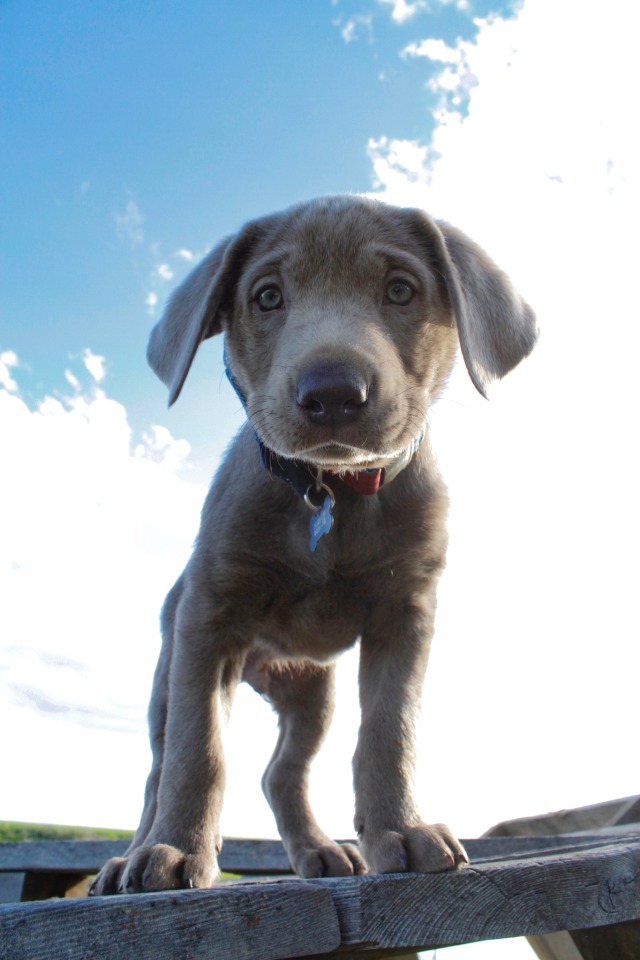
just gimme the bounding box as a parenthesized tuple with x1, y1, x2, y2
(325, 468, 383, 496)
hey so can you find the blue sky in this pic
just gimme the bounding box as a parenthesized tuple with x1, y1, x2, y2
(1, 3, 639, 955)
(2, 0, 516, 466)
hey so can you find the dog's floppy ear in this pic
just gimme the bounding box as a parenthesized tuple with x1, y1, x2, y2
(147, 222, 266, 406)
(410, 212, 537, 396)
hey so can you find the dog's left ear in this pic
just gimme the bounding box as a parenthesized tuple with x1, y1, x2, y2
(413, 214, 538, 396)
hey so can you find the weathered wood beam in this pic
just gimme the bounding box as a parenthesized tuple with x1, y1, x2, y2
(569, 918, 640, 960)
(485, 794, 640, 839)
(2, 837, 640, 958)
(0, 838, 292, 877)
(315, 837, 640, 951)
(0, 881, 340, 960)
(2, 834, 636, 879)
(485, 795, 640, 960)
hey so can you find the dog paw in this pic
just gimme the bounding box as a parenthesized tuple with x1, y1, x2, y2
(89, 844, 217, 895)
(89, 856, 128, 896)
(290, 839, 367, 878)
(361, 822, 468, 874)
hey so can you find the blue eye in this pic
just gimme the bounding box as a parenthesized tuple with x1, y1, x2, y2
(386, 280, 414, 305)
(257, 286, 284, 311)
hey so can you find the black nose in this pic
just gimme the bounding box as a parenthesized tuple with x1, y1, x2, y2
(296, 362, 369, 424)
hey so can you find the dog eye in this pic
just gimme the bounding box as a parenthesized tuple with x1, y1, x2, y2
(257, 286, 284, 312)
(386, 280, 414, 306)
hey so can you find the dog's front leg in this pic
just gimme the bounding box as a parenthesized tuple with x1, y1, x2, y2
(94, 595, 244, 894)
(354, 592, 468, 874)
(255, 659, 366, 878)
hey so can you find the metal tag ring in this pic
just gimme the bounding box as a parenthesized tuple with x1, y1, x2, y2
(303, 481, 335, 514)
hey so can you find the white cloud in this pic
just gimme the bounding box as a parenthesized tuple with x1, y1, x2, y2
(157, 263, 174, 281)
(0, 358, 209, 825)
(145, 253, 192, 316)
(82, 347, 107, 383)
(403, 36, 460, 62)
(403, 31, 477, 111)
(64, 369, 81, 391)
(134, 424, 191, 471)
(379, 0, 468, 21)
(337, 13, 374, 43)
(369, 0, 638, 277)
(377, 0, 427, 23)
(368, 135, 431, 195)
(0, 349, 19, 392)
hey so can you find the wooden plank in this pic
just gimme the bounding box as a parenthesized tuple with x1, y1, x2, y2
(486, 796, 640, 960)
(0, 841, 127, 874)
(569, 918, 640, 959)
(2, 839, 640, 958)
(485, 795, 640, 838)
(527, 930, 586, 960)
(464, 834, 640, 863)
(528, 921, 640, 960)
(0, 839, 292, 876)
(0, 881, 340, 960)
(0, 874, 24, 904)
(612, 796, 640, 826)
(310, 836, 640, 952)
(2, 834, 634, 877)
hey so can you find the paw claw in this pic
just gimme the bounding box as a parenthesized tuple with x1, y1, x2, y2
(361, 822, 466, 875)
(93, 844, 216, 894)
(289, 838, 367, 878)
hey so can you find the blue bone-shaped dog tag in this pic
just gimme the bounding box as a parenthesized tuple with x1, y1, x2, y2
(309, 493, 334, 552)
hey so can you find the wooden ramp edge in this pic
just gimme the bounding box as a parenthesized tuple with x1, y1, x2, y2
(2, 835, 640, 959)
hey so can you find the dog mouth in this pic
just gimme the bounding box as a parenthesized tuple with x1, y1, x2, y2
(292, 441, 402, 471)
(250, 399, 421, 471)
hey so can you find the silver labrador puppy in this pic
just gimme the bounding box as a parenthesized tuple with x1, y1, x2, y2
(92, 195, 537, 894)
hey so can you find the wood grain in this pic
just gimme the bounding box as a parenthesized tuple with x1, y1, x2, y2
(0, 881, 340, 960)
(312, 836, 640, 951)
(2, 835, 640, 958)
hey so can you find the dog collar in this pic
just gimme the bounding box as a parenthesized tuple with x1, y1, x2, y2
(224, 352, 424, 549)
(260, 436, 423, 551)
(259, 432, 424, 502)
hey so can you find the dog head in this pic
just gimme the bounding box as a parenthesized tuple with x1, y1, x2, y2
(147, 196, 537, 469)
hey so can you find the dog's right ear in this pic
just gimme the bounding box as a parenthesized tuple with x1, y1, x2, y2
(147, 223, 265, 406)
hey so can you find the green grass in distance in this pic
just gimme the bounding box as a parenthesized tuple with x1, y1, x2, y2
(0, 821, 134, 843)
